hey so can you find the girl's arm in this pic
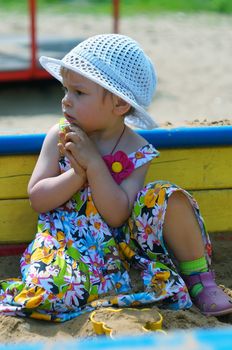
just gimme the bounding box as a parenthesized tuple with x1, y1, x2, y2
(28, 124, 86, 213)
(87, 158, 149, 227)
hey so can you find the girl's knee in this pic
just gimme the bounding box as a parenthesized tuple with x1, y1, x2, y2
(168, 191, 192, 210)
(168, 190, 187, 204)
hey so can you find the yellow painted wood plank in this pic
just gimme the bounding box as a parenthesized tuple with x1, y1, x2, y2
(0, 199, 38, 243)
(0, 190, 231, 244)
(1, 146, 232, 199)
(145, 146, 232, 190)
(0, 155, 37, 199)
(190, 189, 232, 233)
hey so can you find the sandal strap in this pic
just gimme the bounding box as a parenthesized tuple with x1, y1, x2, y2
(182, 271, 216, 289)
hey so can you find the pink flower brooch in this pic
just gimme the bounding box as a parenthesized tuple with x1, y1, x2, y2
(103, 150, 134, 184)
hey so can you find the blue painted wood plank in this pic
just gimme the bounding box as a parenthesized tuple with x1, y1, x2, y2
(0, 126, 232, 155)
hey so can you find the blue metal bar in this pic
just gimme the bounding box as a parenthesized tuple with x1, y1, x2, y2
(0, 126, 232, 155)
(0, 133, 45, 155)
(138, 125, 232, 148)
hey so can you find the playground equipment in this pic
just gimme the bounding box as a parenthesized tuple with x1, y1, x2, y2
(0, 126, 232, 256)
(0, 0, 120, 82)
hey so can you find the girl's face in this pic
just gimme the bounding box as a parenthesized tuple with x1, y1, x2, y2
(61, 69, 114, 133)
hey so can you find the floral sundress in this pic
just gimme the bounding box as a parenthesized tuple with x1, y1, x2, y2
(0, 121, 212, 322)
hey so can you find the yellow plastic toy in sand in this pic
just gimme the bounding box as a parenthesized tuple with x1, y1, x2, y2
(90, 307, 166, 338)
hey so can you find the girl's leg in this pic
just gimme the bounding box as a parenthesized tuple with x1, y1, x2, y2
(163, 190, 232, 316)
(163, 191, 205, 261)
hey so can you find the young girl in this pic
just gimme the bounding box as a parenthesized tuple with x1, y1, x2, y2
(0, 34, 231, 322)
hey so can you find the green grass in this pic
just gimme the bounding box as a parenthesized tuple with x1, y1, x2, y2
(1, 0, 232, 15)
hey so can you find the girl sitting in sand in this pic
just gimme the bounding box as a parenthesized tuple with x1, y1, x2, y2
(0, 34, 231, 322)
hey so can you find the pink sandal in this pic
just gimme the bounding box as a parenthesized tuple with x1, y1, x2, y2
(183, 271, 232, 316)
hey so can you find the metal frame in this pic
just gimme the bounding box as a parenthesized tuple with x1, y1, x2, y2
(0, 0, 120, 82)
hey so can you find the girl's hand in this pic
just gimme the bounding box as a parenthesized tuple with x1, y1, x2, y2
(64, 126, 101, 170)
(58, 128, 69, 156)
(58, 125, 76, 158)
(58, 128, 86, 181)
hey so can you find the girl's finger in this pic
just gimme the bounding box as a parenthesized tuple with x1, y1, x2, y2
(59, 131, 65, 142)
(65, 131, 81, 143)
(64, 141, 76, 153)
(68, 125, 84, 134)
(59, 143, 76, 165)
(65, 149, 86, 173)
(58, 133, 65, 146)
(66, 151, 77, 167)
(57, 142, 65, 155)
(68, 126, 86, 139)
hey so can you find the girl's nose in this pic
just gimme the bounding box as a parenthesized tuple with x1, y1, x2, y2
(62, 93, 72, 107)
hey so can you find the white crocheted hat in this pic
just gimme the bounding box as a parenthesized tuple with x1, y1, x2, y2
(39, 34, 158, 129)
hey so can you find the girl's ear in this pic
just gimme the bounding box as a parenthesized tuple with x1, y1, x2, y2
(112, 95, 131, 116)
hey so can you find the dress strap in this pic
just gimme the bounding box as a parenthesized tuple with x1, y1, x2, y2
(129, 144, 159, 169)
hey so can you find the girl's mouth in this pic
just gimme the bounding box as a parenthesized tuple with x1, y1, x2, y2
(63, 112, 75, 125)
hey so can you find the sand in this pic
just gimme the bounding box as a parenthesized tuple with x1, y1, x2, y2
(0, 232, 231, 344)
(0, 10, 232, 344)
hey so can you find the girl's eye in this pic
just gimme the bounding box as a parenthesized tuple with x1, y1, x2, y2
(75, 90, 83, 96)
(61, 86, 84, 96)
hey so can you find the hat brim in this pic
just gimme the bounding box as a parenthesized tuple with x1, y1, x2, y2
(39, 55, 158, 130)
